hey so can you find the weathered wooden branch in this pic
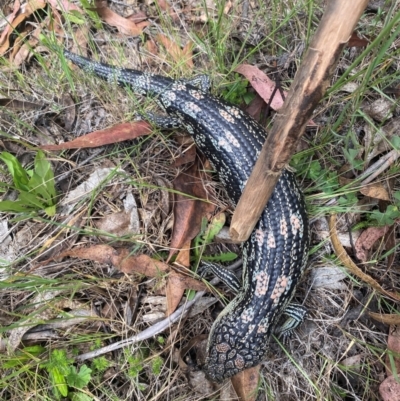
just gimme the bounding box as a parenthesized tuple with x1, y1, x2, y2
(230, 0, 370, 242)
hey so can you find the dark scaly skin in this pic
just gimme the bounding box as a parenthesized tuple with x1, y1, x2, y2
(63, 50, 309, 382)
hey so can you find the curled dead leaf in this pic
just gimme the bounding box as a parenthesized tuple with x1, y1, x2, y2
(360, 182, 390, 201)
(167, 239, 191, 315)
(384, 84, 400, 99)
(0, 99, 43, 110)
(95, 211, 137, 238)
(0, 0, 21, 48)
(363, 98, 393, 122)
(0, 0, 46, 56)
(368, 312, 400, 325)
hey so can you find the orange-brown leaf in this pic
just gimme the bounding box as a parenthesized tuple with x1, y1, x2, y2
(41, 121, 152, 150)
(173, 145, 197, 166)
(348, 31, 370, 47)
(235, 64, 316, 126)
(166, 241, 191, 315)
(95, 4, 147, 36)
(57, 245, 207, 292)
(12, 37, 35, 66)
(231, 365, 260, 401)
(126, 11, 148, 23)
(245, 94, 266, 120)
(0, 0, 46, 56)
(156, 34, 194, 69)
(168, 161, 216, 261)
(166, 271, 188, 315)
(175, 241, 191, 267)
(235, 64, 285, 111)
(68, 25, 90, 56)
(144, 38, 158, 57)
(0, 0, 21, 48)
(11, 12, 49, 66)
(369, 312, 400, 326)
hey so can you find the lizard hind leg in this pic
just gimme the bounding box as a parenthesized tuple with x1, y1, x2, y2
(183, 75, 211, 92)
(199, 261, 241, 294)
(275, 303, 307, 343)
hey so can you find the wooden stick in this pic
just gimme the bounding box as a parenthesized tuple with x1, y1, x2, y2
(230, 0, 369, 242)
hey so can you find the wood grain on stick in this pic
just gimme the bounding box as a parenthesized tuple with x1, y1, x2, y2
(230, 0, 369, 242)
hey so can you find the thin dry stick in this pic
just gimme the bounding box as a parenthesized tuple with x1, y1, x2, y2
(230, 0, 370, 242)
(76, 290, 205, 361)
(359, 149, 400, 185)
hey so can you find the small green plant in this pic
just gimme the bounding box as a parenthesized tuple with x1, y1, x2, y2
(370, 205, 400, 226)
(365, 192, 400, 226)
(342, 147, 364, 171)
(3, 345, 45, 369)
(222, 76, 254, 105)
(390, 135, 400, 150)
(127, 355, 144, 378)
(193, 214, 237, 263)
(337, 191, 359, 207)
(151, 356, 164, 376)
(306, 160, 340, 195)
(91, 356, 110, 373)
(42, 349, 92, 400)
(0, 150, 57, 216)
(90, 338, 103, 351)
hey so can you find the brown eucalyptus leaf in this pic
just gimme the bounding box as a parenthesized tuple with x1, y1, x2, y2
(41, 121, 151, 150)
(94, 1, 147, 36)
(57, 246, 207, 293)
(168, 161, 215, 261)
